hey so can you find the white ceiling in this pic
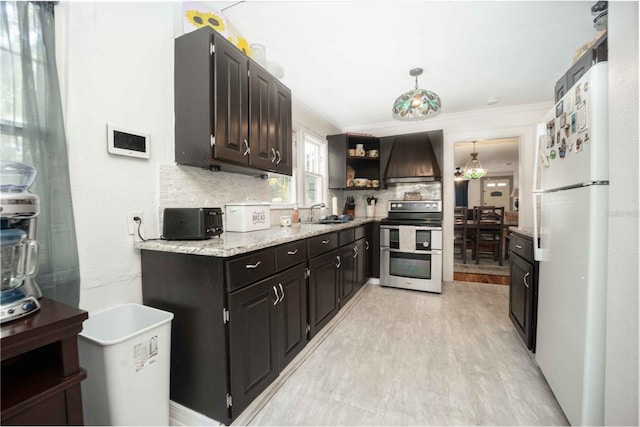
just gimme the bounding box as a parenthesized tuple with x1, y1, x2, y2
(213, 0, 599, 131)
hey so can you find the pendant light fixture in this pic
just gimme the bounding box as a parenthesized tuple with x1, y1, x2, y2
(463, 141, 488, 179)
(454, 167, 465, 181)
(392, 68, 441, 120)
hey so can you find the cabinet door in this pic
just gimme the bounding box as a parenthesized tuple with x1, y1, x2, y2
(354, 238, 367, 288)
(228, 278, 278, 416)
(275, 265, 307, 367)
(272, 79, 292, 175)
(327, 134, 348, 189)
(248, 62, 275, 171)
(213, 32, 249, 165)
(509, 254, 534, 349)
(308, 250, 339, 339)
(339, 245, 355, 307)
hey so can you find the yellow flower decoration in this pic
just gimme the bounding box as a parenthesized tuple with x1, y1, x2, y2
(185, 10, 226, 32)
(236, 36, 250, 56)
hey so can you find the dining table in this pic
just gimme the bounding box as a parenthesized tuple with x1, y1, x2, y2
(454, 219, 519, 264)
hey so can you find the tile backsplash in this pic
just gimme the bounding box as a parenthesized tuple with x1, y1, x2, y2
(158, 164, 272, 229)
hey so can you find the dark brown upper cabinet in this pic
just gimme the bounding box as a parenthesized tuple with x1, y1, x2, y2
(175, 27, 292, 176)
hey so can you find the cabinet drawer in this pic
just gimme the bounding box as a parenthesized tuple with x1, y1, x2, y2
(275, 240, 307, 271)
(226, 248, 275, 292)
(307, 232, 338, 258)
(338, 229, 355, 246)
(355, 224, 370, 241)
(509, 232, 533, 262)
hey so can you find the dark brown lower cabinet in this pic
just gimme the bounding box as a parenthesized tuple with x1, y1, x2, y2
(508, 231, 538, 352)
(308, 250, 339, 339)
(229, 263, 308, 413)
(339, 245, 356, 307)
(355, 237, 367, 288)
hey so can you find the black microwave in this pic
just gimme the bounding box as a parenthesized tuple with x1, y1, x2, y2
(163, 208, 223, 240)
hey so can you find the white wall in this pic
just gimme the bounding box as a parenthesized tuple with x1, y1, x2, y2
(55, 2, 338, 314)
(604, 2, 639, 425)
(345, 103, 549, 281)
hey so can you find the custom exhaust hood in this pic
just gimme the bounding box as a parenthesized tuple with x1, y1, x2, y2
(383, 130, 443, 184)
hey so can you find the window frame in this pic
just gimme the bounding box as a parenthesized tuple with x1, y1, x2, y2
(296, 127, 328, 209)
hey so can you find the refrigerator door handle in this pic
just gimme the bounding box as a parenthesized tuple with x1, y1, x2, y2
(532, 192, 547, 262)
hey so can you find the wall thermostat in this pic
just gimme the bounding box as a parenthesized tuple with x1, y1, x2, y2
(107, 124, 150, 159)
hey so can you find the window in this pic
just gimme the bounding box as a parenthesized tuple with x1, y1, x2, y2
(300, 131, 327, 207)
(267, 127, 327, 208)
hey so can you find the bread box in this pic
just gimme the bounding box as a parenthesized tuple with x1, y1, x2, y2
(225, 202, 271, 232)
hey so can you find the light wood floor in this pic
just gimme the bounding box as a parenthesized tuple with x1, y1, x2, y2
(243, 282, 568, 426)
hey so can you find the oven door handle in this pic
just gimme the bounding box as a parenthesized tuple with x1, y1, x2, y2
(380, 247, 442, 255)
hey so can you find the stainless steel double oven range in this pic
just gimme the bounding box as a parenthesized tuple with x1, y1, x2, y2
(380, 199, 443, 293)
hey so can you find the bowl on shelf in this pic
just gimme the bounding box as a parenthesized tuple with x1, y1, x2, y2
(366, 150, 379, 158)
(353, 178, 369, 187)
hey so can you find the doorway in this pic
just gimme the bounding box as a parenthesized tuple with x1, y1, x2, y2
(453, 138, 519, 284)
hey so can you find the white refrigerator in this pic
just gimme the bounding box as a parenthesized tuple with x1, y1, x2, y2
(533, 62, 608, 426)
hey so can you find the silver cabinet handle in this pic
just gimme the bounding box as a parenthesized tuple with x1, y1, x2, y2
(271, 148, 277, 162)
(287, 249, 298, 255)
(353, 246, 358, 258)
(245, 261, 261, 269)
(275, 150, 282, 164)
(278, 283, 284, 302)
(322, 239, 330, 245)
(365, 241, 370, 250)
(336, 255, 341, 268)
(516, 244, 523, 249)
(243, 139, 250, 156)
(273, 285, 279, 305)
(523, 272, 530, 288)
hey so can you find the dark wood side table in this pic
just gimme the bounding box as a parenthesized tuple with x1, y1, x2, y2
(1, 298, 88, 425)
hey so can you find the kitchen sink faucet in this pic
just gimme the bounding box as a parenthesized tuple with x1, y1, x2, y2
(309, 203, 326, 222)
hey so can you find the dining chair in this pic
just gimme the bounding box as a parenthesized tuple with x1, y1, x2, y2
(453, 206, 472, 263)
(473, 206, 505, 266)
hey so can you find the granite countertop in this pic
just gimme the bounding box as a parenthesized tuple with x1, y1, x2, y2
(509, 227, 534, 238)
(135, 218, 380, 258)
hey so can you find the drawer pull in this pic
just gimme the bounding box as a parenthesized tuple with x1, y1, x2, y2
(278, 283, 285, 302)
(242, 139, 250, 156)
(336, 255, 341, 269)
(516, 244, 523, 249)
(271, 148, 277, 162)
(321, 239, 330, 245)
(523, 272, 530, 288)
(365, 241, 370, 250)
(287, 249, 298, 255)
(245, 261, 262, 269)
(272, 286, 279, 305)
(353, 246, 358, 258)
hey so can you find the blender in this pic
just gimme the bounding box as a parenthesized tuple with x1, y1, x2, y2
(1, 162, 42, 323)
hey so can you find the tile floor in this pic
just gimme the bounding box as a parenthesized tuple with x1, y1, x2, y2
(246, 281, 569, 426)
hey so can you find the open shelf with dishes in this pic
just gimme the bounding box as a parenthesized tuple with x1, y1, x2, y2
(328, 133, 381, 190)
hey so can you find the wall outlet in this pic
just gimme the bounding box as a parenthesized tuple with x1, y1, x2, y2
(127, 211, 143, 235)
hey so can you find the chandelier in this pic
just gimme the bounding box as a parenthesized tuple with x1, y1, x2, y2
(392, 68, 441, 121)
(463, 141, 487, 179)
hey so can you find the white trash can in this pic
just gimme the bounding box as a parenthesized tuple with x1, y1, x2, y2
(78, 303, 174, 426)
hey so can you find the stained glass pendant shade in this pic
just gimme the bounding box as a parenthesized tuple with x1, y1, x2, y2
(392, 68, 441, 121)
(463, 141, 488, 179)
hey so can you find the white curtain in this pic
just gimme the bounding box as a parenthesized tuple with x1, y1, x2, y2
(1, 1, 80, 306)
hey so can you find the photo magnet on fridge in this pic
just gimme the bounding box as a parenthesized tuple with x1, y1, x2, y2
(575, 137, 583, 153)
(559, 139, 567, 158)
(571, 113, 577, 133)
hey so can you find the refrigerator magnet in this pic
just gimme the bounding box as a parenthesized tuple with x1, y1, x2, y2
(575, 137, 583, 152)
(559, 139, 567, 158)
(556, 130, 561, 146)
(576, 100, 588, 131)
(550, 149, 557, 160)
(555, 100, 563, 117)
(571, 113, 577, 133)
(575, 84, 582, 104)
(560, 112, 566, 128)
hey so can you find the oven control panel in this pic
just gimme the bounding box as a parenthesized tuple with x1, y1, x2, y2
(388, 200, 442, 212)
